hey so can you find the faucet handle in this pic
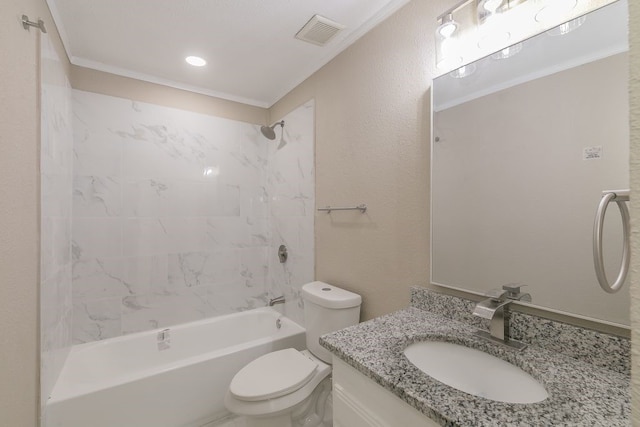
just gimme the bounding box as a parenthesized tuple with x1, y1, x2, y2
(502, 284, 531, 302)
(502, 283, 523, 294)
(484, 288, 508, 300)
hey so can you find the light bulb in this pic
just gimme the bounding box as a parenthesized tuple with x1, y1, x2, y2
(437, 14, 458, 38)
(437, 36, 463, 70)
(547, 16, 586, 36)
(450, 63, 477, 79)
(481, 0, 504, 13)
(491, 42, 523, 59)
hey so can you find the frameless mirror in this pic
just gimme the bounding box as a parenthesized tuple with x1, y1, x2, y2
(431, 0, 630, 326)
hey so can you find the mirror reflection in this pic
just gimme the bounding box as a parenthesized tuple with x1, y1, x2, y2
(431, 0, 629, 325)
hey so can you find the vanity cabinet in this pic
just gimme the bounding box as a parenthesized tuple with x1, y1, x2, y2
(332, 358, 440, 427)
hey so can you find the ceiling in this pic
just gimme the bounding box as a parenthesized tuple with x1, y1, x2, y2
(47, 0, 410, 108)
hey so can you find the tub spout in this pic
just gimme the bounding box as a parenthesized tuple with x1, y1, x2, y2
(268, 295, 285, 306)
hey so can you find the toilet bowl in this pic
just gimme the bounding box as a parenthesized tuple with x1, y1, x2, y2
(224, 349, 331, 426)
(224, 282, 361, 427)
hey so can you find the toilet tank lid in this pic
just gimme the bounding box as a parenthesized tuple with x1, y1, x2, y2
(302, 281, 362, 309)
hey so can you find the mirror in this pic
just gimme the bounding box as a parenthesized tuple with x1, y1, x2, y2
(431, 0, 630, 326)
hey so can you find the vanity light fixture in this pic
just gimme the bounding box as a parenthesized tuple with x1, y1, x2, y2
(477, 0, 512, 50)
(435, 13, 464, 70)
(436, 37, 463, 70)
(491, 42, 523, 59)
(535, 0, 578, 23)
(435, 1, 467, 70)
(185, 56, 207, 67)
(434, 0, 603, 75)
(547, 15, 586, 36)
(477, 23, 511, 50)
(477, 0, 506, 23)
(437, 13, 459, 38)
(449, 63, 477, 78)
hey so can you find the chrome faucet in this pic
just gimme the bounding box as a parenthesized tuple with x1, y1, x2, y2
(473, 284, 530, 350)
(268, 295, 285, 306)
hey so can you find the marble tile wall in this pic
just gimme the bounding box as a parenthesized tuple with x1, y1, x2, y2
(40, 35, 74, 421)
(71, 91, 315, 342)
(266, 101, 316, 326)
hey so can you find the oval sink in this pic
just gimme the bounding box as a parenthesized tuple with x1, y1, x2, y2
(404, 341, 548, 404)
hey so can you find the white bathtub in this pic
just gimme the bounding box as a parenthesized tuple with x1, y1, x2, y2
(47, 307, 305, 427)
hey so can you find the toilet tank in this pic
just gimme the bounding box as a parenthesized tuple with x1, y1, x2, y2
(302, 281, 362, 363)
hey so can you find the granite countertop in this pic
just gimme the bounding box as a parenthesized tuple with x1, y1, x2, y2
(320, 289, 630, 426)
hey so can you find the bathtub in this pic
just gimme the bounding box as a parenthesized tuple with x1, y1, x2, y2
(47, 307, 305, 427)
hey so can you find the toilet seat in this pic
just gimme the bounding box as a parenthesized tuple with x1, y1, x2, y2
(224, 349, 331, 418)
(229, 348, 318, 401)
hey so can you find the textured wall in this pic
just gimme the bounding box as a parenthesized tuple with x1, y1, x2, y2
(0, 9, 40, 424)
(71, 66, 268, 126)
(0, 1, 69, 425)
(629, 0, 640, 423)
(269, 0, 455, 320)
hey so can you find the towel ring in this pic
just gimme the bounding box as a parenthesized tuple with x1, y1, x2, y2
(593, 191, 630, 294)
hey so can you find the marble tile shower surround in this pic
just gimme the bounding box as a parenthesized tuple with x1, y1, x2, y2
(410, 287, 630, 374)
(266, 100, 315, 327)
(40, 35, 74, 417)
(71, 91, 314, 343)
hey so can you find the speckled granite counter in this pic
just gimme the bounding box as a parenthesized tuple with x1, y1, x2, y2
(320, 288, 630, 426)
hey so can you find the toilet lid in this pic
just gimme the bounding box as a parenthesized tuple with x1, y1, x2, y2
(229, 348, 318, 402)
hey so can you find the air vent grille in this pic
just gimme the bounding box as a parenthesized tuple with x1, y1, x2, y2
(295, 15, 345, 47)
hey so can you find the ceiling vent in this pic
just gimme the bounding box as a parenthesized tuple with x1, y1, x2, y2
(295, 15, 345, 47)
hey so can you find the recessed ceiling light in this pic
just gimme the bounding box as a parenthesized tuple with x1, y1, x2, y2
(185, 56, 206, 67)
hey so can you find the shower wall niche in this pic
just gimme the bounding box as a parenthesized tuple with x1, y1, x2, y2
(71, 91, 314, 343)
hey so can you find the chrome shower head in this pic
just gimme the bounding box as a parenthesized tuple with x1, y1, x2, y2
(260, 121, 284, 140)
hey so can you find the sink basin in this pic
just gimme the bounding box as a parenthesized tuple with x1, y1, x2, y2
(404, 341, 548, 404)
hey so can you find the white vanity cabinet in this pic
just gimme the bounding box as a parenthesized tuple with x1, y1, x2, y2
(332, 358, 441, 427)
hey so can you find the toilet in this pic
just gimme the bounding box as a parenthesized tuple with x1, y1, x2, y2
(224, 281, 361, 427)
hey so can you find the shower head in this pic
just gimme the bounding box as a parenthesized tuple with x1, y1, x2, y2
(260, 121, 285, 140)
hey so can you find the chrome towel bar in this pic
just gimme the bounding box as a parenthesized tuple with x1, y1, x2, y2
(317, 204, 367, 213)
(593, 190, 630, 294)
